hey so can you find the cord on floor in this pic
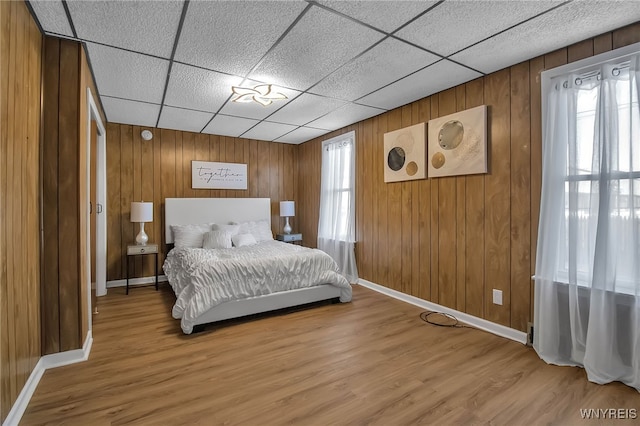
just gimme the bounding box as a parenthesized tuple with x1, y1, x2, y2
(419, 311, 472, 329)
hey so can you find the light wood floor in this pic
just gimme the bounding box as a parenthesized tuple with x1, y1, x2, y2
(22, 285, 638, 425)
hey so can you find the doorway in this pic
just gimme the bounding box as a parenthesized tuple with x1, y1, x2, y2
(86, 88, 106, 334)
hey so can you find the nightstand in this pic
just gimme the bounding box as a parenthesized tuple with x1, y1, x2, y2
(276, 233, 302, 245)
(126, 244, 158, 295)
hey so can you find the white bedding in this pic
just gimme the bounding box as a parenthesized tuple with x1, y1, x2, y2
(163, 240, 352, 333)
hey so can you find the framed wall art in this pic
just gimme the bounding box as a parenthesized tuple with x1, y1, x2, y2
(192, 161, 248, 190)
(383, 122, 426, 183)
(427, 105, 487, 178)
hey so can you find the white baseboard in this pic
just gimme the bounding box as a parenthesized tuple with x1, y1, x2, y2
(2, 359, 45, 426)
(357, 279, 528, 344)
(107, 275, 168, 289)
(41, 331, 93, 369)
(2, 332, 93, 426)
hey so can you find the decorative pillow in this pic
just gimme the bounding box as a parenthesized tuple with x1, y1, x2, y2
(232, 233, 257, 247)
(235, 221, 251, 235)
(253, 220, 274, 242)
(211, 223, 241, 236)
(202, 230, 232, 249)
(171, 223, 212, 248)
(232, 220, 273, 242)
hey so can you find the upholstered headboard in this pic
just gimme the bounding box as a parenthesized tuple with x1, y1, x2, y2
(164, 198, 271, 244)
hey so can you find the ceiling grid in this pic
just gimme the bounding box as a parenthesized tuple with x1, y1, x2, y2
(26, 0, 640, 144)
(155, 0, 192, 128)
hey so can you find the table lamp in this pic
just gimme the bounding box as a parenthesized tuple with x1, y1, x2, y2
(131, 201, 153, 245)
(279, 201, 295, 234)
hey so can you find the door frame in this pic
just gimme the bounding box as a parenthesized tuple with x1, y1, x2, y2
(85, 88, 107, 335)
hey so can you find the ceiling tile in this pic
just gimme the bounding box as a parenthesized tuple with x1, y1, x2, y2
(219, 81, 302, 120)
(157, 106, 213, 133)
(241, 121, 298, 141)
(101, 97, 160, 127)
(175, 1, 308, 76)
(451, 1, 640, 74)
(86, 43, 169, 104)
(29, 0, 73, 37)
(202, 115, 259, 137)
(248, 5, 385, 91)
(67, 0, 183, 58)
(268, 93, 348, 126)
(358, 60, 481, 110)
(318, 1, 438, 33)
(396, 1, 561, 57)
(164, 63, 243, 113)
(307, 103, 384, 131)
(275, 127, 331, 144)
(309, 37, 439, 101)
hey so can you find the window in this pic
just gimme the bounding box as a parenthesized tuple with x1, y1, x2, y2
(318, 132, 355, 242)
(317, 131, 357, 282)
(534, 46, 640, 390)
(554, 60, 640, 292)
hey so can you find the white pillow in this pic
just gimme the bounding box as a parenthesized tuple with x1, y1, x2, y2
(202, 230, 232, 249)
(211, 223, 241, 236)
(253, 220, 274, 242)
(232, 233, 257, 247)
(235, 221, 251, 235)
(171, 223, 211, 248)
(232, 220, 273, 242)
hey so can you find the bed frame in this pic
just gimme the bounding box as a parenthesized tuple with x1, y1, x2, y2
(164, 198, 342, 332)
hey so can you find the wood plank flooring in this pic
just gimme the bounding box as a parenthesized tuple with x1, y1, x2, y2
(22, 285, 639, 425)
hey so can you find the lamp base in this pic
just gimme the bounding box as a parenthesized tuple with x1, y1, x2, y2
(283, 217, 292, 234)
(136, 222, 148, 245)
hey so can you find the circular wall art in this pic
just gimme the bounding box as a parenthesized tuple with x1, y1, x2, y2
(387, 147, 406, 171)
(438, 120, 464, 150)
(383, 123, 426, 183)
(431, 152, 445, 169)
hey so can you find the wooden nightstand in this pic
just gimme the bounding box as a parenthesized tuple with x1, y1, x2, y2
(276, 233, 302, 245)
(126, 244, 159, 295)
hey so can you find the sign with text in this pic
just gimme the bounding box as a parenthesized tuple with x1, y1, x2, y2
(192, 161, 248, 190)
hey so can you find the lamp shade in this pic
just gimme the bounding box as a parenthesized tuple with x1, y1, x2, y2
(131, 202, 153, 223)
(280, 201, 295, 217)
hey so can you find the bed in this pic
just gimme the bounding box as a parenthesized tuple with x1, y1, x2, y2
(163, 198, 352, 334)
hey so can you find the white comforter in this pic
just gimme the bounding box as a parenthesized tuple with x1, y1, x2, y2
(163, 240, 352, 333)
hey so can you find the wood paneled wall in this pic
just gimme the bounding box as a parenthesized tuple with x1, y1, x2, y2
(41, 36, 104, 354)
(0, 1, 42, 421)
(106, 125, 299, 281)
(297, 22, 640, 333)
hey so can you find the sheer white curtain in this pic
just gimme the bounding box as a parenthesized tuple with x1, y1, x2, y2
(534, 51, 640, 391)
(318, 131, 358, 283)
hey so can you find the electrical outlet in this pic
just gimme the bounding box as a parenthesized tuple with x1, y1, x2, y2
(492, 289, 503, 305)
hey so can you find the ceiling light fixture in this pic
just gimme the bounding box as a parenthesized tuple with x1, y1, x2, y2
(230, 84, 287, 106)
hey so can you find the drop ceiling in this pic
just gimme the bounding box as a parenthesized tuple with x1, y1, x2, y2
(28, 0, 640, 144)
